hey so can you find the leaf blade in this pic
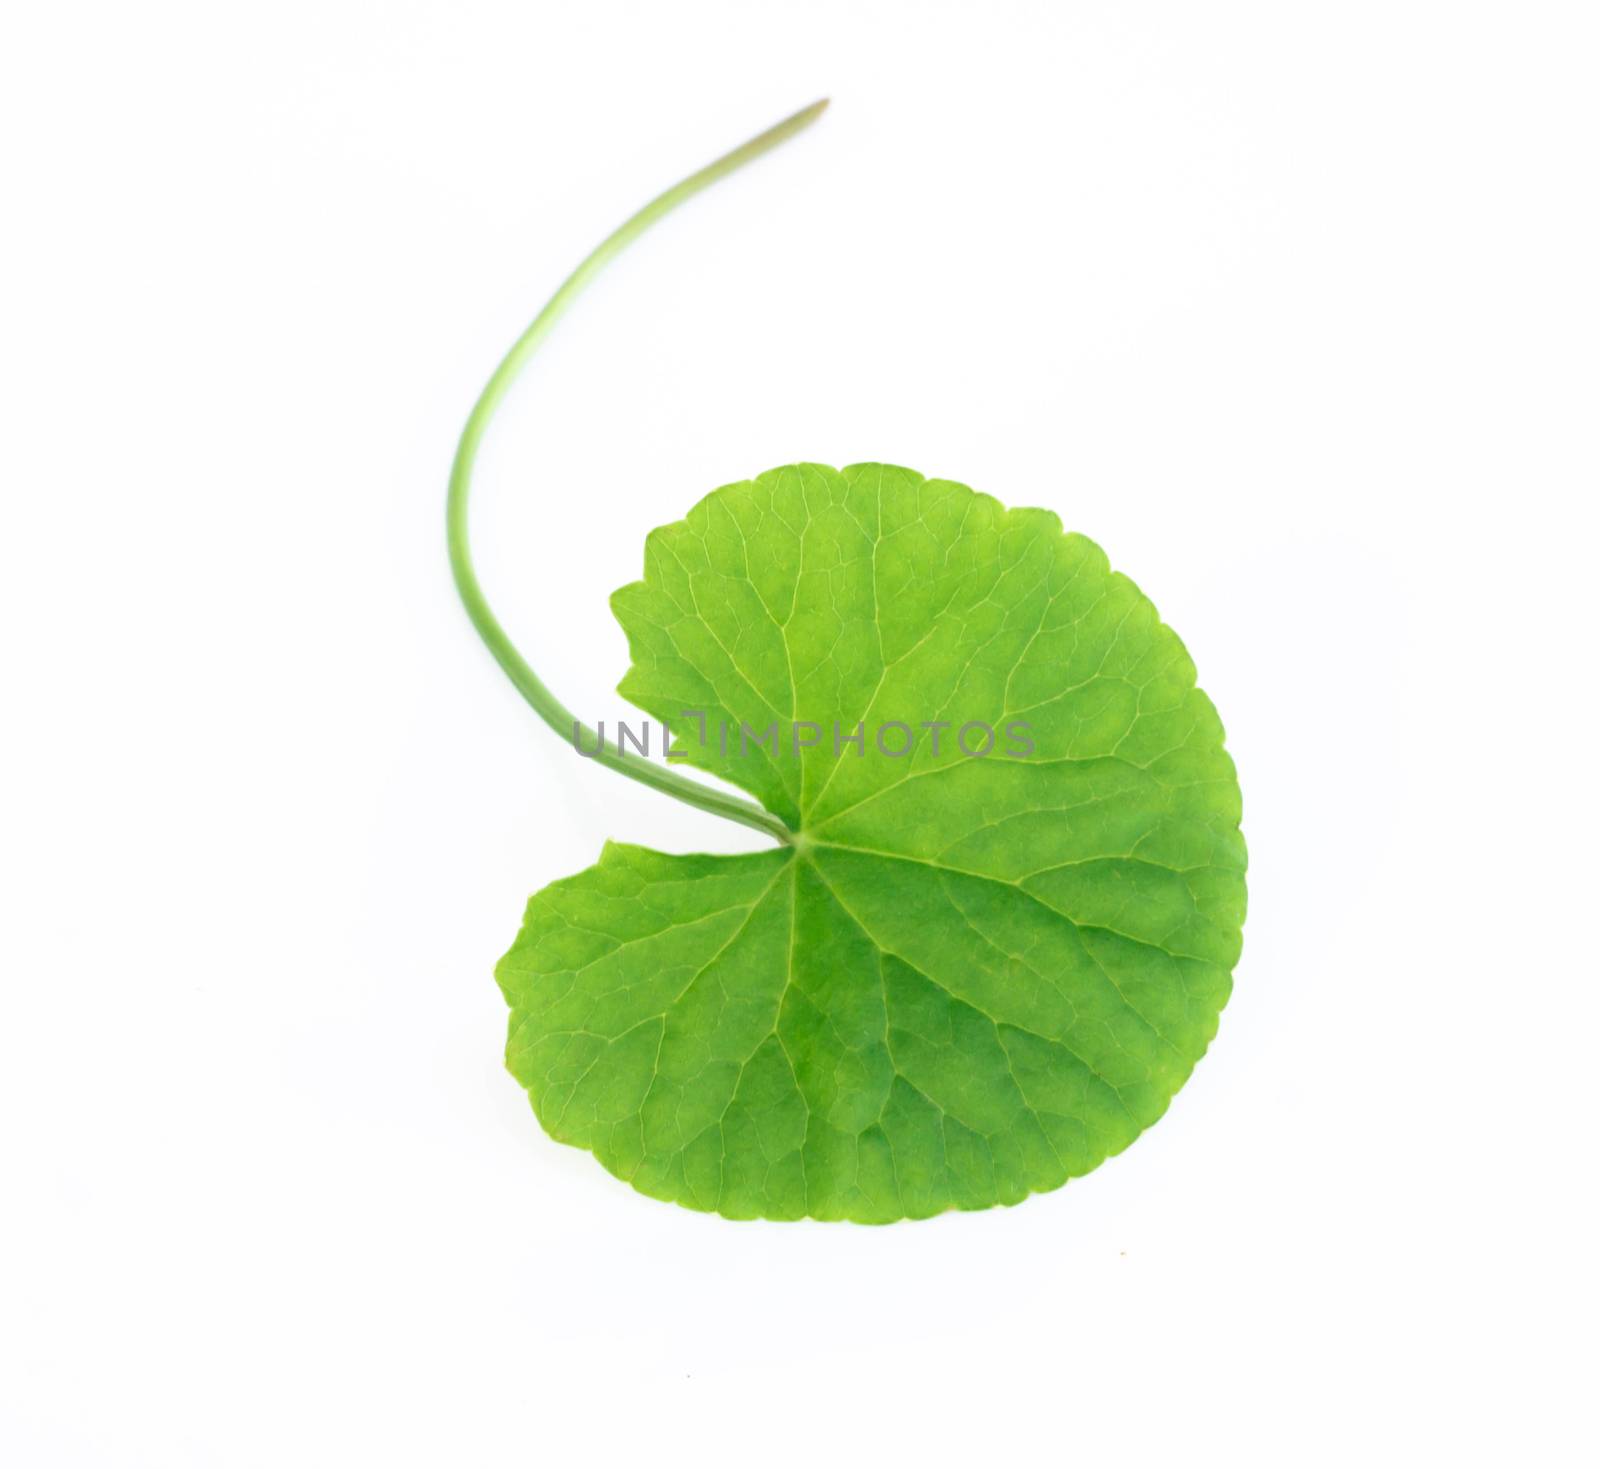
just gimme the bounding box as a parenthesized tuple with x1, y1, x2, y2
(502, 464, 1247, 1220)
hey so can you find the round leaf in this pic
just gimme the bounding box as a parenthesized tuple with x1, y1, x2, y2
(496, 464, 1246, 1220)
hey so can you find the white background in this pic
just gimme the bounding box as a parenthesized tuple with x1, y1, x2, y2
(3, 3, 1596, 1464)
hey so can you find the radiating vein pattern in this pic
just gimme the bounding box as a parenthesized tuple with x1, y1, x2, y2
(499, 464, 1245, 1220)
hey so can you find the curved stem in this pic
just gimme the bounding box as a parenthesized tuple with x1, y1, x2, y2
(448, 100, 829, 846)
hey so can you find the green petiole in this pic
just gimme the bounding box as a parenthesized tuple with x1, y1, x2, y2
(446, 100, 828, 846)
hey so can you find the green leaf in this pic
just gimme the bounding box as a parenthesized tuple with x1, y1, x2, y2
(495, 464, 1246, 1221)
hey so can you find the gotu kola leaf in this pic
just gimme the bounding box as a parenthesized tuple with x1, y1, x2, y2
(495, 463, 1246, 1221)
(447, 104, 1245, 1222)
